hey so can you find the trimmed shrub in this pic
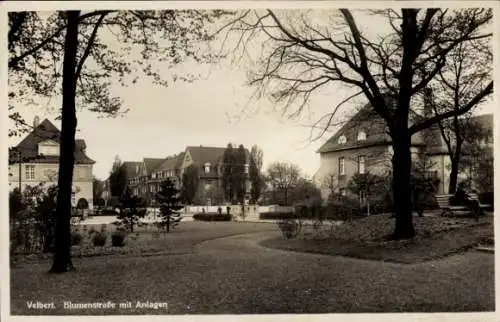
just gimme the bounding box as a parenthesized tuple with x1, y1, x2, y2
(111, 231, 126, 247)
(193, 213, 232, 221)
(92, 232, 107, 247)
(71, 232, 83, 246)
(259, 212, 295, 220)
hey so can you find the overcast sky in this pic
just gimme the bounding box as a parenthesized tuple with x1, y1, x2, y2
(8, 7, 494, 180)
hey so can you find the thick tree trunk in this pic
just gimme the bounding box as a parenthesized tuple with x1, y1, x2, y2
(448, 156, 460, 194)
(448, 141, 462, 194)
(391, 130, 416, 240)
(49, 11, 80, 273)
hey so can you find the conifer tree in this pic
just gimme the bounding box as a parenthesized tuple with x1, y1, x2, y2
(157, 179, 183, 233)
(117, 187, 146, 233)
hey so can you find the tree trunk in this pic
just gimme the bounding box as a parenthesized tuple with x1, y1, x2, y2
(391, 131, 416, 240)
(49, 11, 80, 273)
(448, 154, 461, 194)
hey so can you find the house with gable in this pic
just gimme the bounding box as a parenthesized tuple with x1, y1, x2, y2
(132, 158, 165, 205)
(313, 94, 493, 202)
(9, 116, 95, 209)
(179, 145, 252, 204)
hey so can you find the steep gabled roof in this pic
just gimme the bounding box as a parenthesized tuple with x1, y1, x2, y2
(185, 146, 227, 166)
(9, 118, 95, 164)
(154, 153, 184, 173)
(121, 161, 142, 179)
(174, 152, 185, 169)
(469, 113, 493, 135)
(143, 158, 165, 174)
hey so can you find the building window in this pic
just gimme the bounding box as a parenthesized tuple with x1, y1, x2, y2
(244, 163, 249, 174)
(357, 131, 366, 141)
(25, 165, 35, 180)
(358, 156, 366, 174)
(339, 188, 346, 197)
(338, 157, 345, 176)
(338, 135, 347, 144)
(204, 163, 211, 174)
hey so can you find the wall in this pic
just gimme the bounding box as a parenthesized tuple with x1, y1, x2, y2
(8, 162, 94, 209)
(314, 145, 392, 201)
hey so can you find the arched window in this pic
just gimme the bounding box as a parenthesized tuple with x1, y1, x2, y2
(338, 135, 347, 144)
(204, 163, 211, 174)
(357, 131, 367, 141)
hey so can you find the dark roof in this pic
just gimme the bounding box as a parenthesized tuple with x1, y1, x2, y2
(121, 161, 142, 179)
(154, 154, 183, 173)
(174, 152, 185, 169)
(317, 104, 425, 154)
(185, 146, 251, 178)
(9, 118, 95, 164)
(143, 158, 164, 174)
(185, 146, 227, 166)
(469, 113, 493, 134)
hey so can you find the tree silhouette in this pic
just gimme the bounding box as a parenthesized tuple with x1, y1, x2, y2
(157, 179, 183, 233)
(9, 9, 232, 272)
(224, 8, 492, 239)
(117, 187, 146, 233)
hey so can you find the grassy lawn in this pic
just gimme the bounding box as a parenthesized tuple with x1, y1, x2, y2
(10, 228, 495, 314)
(261, 214, 494, 263)
(11, 221, 277, 266)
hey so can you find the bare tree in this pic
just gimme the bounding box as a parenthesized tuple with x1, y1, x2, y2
(266, 162, 300, 205)
(9, 9, 231, 272)
(224, 8, 492, 239)
(428, 38, 492, 193)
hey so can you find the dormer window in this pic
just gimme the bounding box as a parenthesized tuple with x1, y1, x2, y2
(204, 163, 211, 174)
(357, 131, 366, 141)
(338, 135, 347, 144)
(38, 140, 59, 156)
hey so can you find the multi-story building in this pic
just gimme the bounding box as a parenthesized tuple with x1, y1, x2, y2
(313, 95, 493, 201)
(8, 117, 95, 209)
(126, 145, 253, 206)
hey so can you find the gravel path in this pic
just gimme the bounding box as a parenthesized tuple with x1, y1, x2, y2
(10, 229, 494, 314)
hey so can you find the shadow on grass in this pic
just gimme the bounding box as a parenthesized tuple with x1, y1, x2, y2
(260, 216, 493, 264)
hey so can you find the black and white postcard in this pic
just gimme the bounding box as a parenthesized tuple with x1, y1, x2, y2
(1, 1, 498, 321)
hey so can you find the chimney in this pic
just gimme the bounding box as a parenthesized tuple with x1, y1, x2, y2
(33, 116, 40, 128)
(423, 87, 433, 118)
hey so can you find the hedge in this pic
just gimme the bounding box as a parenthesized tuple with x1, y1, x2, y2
(259, 212, 295, 220)
(192, 213, 232, 221)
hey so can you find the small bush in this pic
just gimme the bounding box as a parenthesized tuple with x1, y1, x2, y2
(71, 232, 83, 246)
(193, 213, 232, 221)
(92, 232, 107, 247)
(111, 231, 126, 247)
(98, 208, 119, 216)
(277, 219, 301, 239)
(88, 227, 98, 237)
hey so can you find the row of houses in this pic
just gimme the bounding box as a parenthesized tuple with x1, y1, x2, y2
(104, 146, 253, 206)
(9, 95, 493, 211)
